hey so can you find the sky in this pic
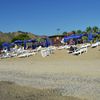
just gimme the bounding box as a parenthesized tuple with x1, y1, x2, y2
(0, 0, 100, 36)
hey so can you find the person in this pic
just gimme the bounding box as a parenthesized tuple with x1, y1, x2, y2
(68, 46, 74, 53)
(70, 46, 74, 51)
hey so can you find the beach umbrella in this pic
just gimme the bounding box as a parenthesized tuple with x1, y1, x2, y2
(9, 43, 15, 48)
(45, 38, 49, 47)
(2, 42, 10, 51)
(23, 39, 37, 49)
(64, 35, 74, 42)
(2, 42, 9, 47)
(14, 40, 23, 44)
(14, 40, 23, 47)
(88, 33, 93, 41)
(96, 32, 100, 34)
(64, 34, 83, 43)
(23, 40, 27, 49)
(26, 39, 37, 43)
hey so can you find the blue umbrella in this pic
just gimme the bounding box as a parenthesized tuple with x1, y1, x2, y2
(2, 42, 10, 51)
(64, 34, 83, 42)
(23, 40, 27, 49)
(88, 33, 93, 41)
(14, 40, 23, 46)
(14, 40, 23, 44)
(96, 32, 100, 34)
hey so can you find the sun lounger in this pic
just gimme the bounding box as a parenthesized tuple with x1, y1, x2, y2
(67, 46, 77, 53)
(41, 48, 51, 57)
(91, 42, 99, 48)
(97, 41, 100, 46)
(36, 46, 42, 52)
(72, 47, 87, 55)
(81, 43, 91, 48)
(57, 46, 65, 50)
(17, 50, 36, 58)
(17, 53, 29, 58)
(1, 53, 11, 59)
(64, 45, 71, 49)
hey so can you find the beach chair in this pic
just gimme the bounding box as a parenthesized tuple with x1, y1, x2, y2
(91, 42, 99, 48)
(1, 52, 11, 59)
(81, 43, 91, 48)
(36, 46, 42, 52)
(72, 47, 87, 55)
(57, 46, 64, 50)
(97, 41, 100, 46)
(17, 52, 29, 58)
(41, 49, 47, 57)
(64, 45, 71, 49)
(41, 48, 50, 57)
(67, 46, 77, 53)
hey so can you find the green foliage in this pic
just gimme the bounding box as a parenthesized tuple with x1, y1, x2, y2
(97, 34, 100, 40)
(82, 36, 88, 43)
(62, 32, 68, 35)
(86, 26, 92, 33)
(11, 34, 30, 42)
(86, 26, 99, 34)
(0, 41, 3, 46)
(76, 30, 82, 34)
(92, 26, 99, 33)
(94, 34, 100, 41)
(0, 39, 4, 48)
(37, 38, 45, 42)
(72, 30, 76, 34)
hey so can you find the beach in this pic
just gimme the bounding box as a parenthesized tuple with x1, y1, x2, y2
(0, 46, 100, 100)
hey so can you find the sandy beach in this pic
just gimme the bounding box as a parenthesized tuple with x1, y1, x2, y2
(0, 46, 100, 100)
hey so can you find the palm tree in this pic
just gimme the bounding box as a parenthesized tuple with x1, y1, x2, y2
(86, 26, 92, 33)
(72, 30, 76, 34)
(76, 30, 82, 34)
(92, 26, 99, 33)
(62, 32, 68, 35)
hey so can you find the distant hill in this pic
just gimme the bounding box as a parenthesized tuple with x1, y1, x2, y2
(0, 31, 38, 43)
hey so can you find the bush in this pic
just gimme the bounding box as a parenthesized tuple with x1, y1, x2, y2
(82, 36, 88, 43)
(11, 34, 30, 42)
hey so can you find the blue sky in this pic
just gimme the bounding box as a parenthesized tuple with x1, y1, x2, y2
(0, 0, 100, 35)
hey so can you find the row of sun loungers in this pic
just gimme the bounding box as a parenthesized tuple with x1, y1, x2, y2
(67, 42, 100, 55)
(0, 46, 56, 59)
(0, 42, 100, 58)
(0, 48, 36, 59)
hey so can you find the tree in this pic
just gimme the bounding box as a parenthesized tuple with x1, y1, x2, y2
(86, 26, 92, 33)
(92, 26, 99, 33)
(62, 32, 68, 35)
(76, 30, 82, 34)
(72, 30, 76, 34)
(82, 36, 88, 43)
(11, 34, 30, 42)
(0, 40, 3, 46)
(37, 38, 44, 43)
(94, 34, 100, 41)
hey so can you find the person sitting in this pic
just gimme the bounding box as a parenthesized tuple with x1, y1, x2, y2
(68, 46, 78, 53)
(68, 46, 74, 53)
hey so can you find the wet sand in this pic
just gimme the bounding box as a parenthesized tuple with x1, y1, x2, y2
(0, 46, 100, 100)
